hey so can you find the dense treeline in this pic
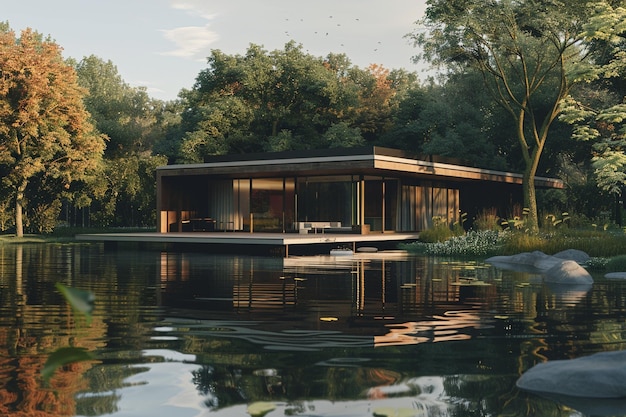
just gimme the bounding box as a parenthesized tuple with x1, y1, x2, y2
(1, 0, 625, 235)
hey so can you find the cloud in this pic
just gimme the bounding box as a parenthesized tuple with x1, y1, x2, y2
(169, 0, 216, 20)
(160, 26, 219, 60)
(160, 0, 219, 60)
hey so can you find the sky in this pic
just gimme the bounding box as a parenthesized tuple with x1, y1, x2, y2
(4, 0, 428, 101)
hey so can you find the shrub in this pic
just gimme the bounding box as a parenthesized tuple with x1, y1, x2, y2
(542, 212, 570, 230)
(473, 208, 501, 231)
(403, 230, 503, 257)
(605, 255, 626, 272)
(419, 216, 459, 243)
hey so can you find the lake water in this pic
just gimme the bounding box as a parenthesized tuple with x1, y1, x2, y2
(1, 243, 626, 417)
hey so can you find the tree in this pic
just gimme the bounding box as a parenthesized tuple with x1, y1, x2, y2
(75, 55, 164, 158)
(75, 55, 171, 227)
(383, 71, 511, 170)
(560, 2, 626, 198)
(410, 0, 595, 232)
(0, 25, 105, 236)
(178, 42, 418, 162)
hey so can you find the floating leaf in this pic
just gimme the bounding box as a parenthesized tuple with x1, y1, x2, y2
(42, 347, 94, 382)
(56, 283, 95, 324)
(247, 401, 276, 417)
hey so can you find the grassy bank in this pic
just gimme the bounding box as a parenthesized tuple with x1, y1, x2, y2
(401, 228, 626, 259)
(0, 227, 156, 244)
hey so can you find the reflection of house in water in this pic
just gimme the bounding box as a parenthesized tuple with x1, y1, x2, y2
(158, 253, 499, 326)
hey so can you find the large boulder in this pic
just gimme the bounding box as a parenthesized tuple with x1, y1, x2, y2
(553, 249, 590, 264)
(485, 251, 552, 272)
(486, 250, 591, 270)
(532, 253, 564, 271)
(486, 250, 546, 266)
(486, 250, 593, 285)
(517, 350, 626, 398)
(543, 260, 593, 285)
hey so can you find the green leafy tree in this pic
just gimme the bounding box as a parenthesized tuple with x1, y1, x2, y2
(76, 55, 163, 158)
(180, 42, 347, 159)
(323, 122, 364, 148)
(179, 42, 418, 162)
(560, 2, 626, 198)
(410, 0, 596, 232)
(89, 154, 167, 227)
(352, 65, 417, 143)
(0, 25, 105, 236)
(75, 55, 169, 227)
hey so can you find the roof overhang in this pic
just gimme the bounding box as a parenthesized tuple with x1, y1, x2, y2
(157, 147, 564, 189)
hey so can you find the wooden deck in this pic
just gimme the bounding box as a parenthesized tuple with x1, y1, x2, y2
(75, 231, 420, 256)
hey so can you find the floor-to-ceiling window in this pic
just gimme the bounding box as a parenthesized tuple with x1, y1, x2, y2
(296, 176, 356, 227)
(250, 178, 285, 232)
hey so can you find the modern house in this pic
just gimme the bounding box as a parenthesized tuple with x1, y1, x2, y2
(156, 147, 563, 235)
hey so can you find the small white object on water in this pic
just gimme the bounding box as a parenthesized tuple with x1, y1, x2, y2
(330, 248, 353, 256)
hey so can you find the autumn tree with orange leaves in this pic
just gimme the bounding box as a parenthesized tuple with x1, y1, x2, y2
(0, 23, 105, 237)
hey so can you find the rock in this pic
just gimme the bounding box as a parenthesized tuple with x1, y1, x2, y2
(517, 350, 626, 398)
(544, 260, 593, 285)
(605, 272, 626, 280)
(553, 249, 590, 264)
(486, 251, 550, 272)
(532, 254, 564, 271)
(487, 250, 594, 285)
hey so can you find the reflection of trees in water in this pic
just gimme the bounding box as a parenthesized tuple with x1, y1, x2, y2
(192, 365, 246, 409)
(0, 244, 157, 416)
(443, 374, 565, 417)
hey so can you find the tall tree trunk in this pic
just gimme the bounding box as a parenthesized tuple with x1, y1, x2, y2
(523, 171, 538, 234)
(15, 181, 27, 238)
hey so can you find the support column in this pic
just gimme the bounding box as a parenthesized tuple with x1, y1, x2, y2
(359, 177, 366, 234)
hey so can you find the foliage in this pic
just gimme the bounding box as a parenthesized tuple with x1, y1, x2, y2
(75, 55, 169, 228)
(501, 229, 626, 257)
(29, 199, 62, 234)
(585, 256, 610, 270)
(322, 122, 364, 148)
(559, 2, 626, 197)
(178, 42, 418, 162)
(418, 215, 462, 243)
(405, 222, 626, 258)
(41, 347, 94, 384)
(501, 207, 531, 232)
(42, 283, 96, 383)
(545, 153, 617, 223)
(0, 25, 106, 236)
(473, 208, 501, 231)
(383, 72, 510, 170)
(89, 154, 167, 227)
(410, 0, 597, 232)
(605, 254, 626, 272)
(402, 230, 503, 257)
(543, 212, 571, 229)
(0, 196, 14, 232)
(76, 55, 165, 158)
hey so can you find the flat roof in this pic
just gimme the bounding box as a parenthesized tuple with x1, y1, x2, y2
(157, 146, 563, 188)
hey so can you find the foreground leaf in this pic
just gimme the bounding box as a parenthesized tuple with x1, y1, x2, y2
(247, 401, 276, 417)
(56, 282, 95, 324)
(42, 347, 95, 382)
